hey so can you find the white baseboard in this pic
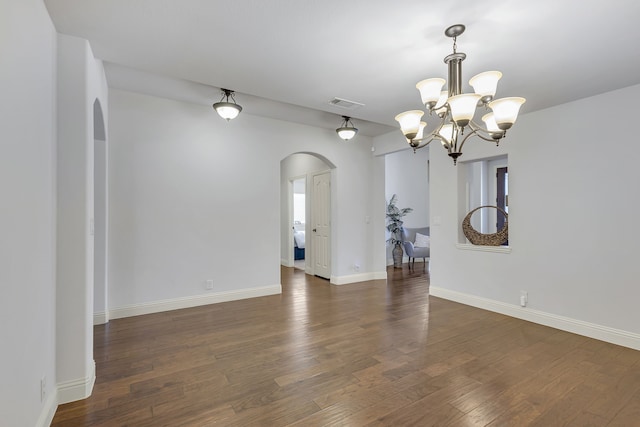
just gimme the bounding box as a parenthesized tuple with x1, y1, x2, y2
(93, 310, 109, 325)
(108, 284, 282, 320)
(35, 389, 58, 427)
(331, 271, 387, 285)
(281, 258, 293, 267)
(57, 360, 96, 404)
(430, 286, 640, 351)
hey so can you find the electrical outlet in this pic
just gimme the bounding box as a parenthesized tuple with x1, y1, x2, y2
(520, 290, 528, 307)
(40, 376, 46, 402)
(205, 279, 214, 290)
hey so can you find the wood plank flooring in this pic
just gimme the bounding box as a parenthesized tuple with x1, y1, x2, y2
(52, 265, 640, 426)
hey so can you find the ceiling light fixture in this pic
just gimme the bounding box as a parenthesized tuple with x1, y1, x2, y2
(213, 88, 242, 121)
(395, 24, 525, 164)
(336, 116, 358, 141)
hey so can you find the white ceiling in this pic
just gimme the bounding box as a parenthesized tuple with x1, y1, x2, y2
(44, 0, 640, 138)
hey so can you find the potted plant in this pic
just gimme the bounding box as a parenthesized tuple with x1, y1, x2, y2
(386, 194, 413, 268)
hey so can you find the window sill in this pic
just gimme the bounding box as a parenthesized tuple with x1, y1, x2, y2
(456, 243, 511, 254)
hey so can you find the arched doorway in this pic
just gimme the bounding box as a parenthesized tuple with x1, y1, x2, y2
(280, 152, 335, 278)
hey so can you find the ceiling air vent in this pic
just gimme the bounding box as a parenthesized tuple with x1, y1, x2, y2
(329, 97, 364, 110)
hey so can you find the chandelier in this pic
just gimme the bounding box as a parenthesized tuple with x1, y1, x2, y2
(395, 24, 525, 164)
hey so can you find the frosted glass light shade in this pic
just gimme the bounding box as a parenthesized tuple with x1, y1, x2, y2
(448, 94, 481, 127)
(434, 91, 448, 115)
(213, 102, 242, 120)
(336, 127, 357, 140)
(481, 112, 501, 132)
(469, 71, 502, 100)
(438, 123, 458, 146)
(416, 78, 446, 109)
(395, 110, 424, 140)
(415, 121, 427, 140)
(406, 121, 427, 145)
(488, 97, 526, 130)
(482, 112, 505, 140)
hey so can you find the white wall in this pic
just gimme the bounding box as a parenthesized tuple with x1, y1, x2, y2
(0, 1, 58, 425)
(94, 128, 108, 323)
(108, 89, 385, 315)
(429, 84, 640, 349)
(385, 147, 430, 228)
(371, 155, 388, 274)
(56, 34, 108, 403)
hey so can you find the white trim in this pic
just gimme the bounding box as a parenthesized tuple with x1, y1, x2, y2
(330, 271, 387, 285)
(57, 360, 96, 404)
(93, 310, 109, 325)
(35, 388, 58, 427)
(108, 284, 282, 320)
(456, 243, 511, 254)
(430, 286, 640, 351)
(281, 258, 294, 268)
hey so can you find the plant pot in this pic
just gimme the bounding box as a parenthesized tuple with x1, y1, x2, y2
(392, 243, 403, 268)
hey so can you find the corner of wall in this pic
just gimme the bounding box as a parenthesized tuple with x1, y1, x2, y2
(56, 360, 95, 405)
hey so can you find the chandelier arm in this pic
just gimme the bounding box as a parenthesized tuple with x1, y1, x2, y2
(468, 119, 504, 140)
(409, 112, 447, 150)
(457, 127, 484, 153)
(412, 135, 437, 150)
(472, 132, 500, 143)
(456, 126, 502, 153)
(430, 111, 448, 137)
(468, 119, 496, 135)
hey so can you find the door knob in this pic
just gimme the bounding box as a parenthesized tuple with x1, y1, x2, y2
(313, 228, 317, 232)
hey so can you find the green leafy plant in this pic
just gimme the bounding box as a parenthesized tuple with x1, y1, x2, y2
(386, 194, 413, 246)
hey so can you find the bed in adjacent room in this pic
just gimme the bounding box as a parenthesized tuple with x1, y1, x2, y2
(293, 223, 305, 260)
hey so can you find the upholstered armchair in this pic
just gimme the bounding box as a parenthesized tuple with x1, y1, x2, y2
(401, 227, 430, 267)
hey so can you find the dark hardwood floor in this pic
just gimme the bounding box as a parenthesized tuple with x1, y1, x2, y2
(52, 265, 640, 426)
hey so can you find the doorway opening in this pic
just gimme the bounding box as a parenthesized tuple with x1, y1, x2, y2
(280, 153, 335, 279)
(292, 177, 306, 270)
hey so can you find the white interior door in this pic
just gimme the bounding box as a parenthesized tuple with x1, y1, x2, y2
(312, 172, 331, 279)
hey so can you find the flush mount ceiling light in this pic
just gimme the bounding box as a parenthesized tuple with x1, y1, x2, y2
(212, 88, 242, 121)
(336, 116, 358, 141)
(395, 24, 525, 164)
